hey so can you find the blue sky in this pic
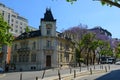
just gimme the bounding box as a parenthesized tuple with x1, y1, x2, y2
(0, 0, 120, 38)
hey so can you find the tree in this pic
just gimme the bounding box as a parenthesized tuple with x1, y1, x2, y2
(25, 26, 30, 33)
(115, 43, 120, 58)
(0, 14, 13, 46)
(62, 25, 88, 67)
(66, 0, 120, 8)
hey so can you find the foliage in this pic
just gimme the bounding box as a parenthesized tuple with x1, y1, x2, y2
(63, 25, 113, 65)
(25, 26, 30, 33)
(0, 14, 14, 46)
(66, 0, 120, 8)
(115, 43, 120, 58)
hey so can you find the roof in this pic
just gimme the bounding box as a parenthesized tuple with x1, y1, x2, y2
(15, 30, 41, 40)
(41, 8, 56, 22)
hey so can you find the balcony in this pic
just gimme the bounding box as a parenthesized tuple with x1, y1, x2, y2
(17, 47, 30, 52)
(43, 46, 54, 50)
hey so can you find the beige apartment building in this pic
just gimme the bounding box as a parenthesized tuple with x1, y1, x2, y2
(11, 9, 75, 71)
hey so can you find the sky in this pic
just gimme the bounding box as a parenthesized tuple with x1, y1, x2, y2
(0, 0, 120, 38)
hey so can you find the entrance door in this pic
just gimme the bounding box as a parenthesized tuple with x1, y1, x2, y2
(46, 55, 51, 67)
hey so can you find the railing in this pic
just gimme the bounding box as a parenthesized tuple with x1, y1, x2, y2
(17, 47, 30, 52)
(43, 46, 54, 50)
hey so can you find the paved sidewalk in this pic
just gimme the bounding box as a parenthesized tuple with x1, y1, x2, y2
(39, 69, 106, 80)
(0, 73, 6, 78)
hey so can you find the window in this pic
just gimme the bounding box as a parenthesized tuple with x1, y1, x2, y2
(20, 31, 22, 33)
(60, 54, 62, 62)
(2, 11, 4, 16)
(11, 28, 13, 31)
(20, 22, 22, 25)
(11, 19, 14, 22)
(19, 53, 29, 62)
(60, 43, 62, 50)
(16, 25, 18, 28)
(46, 24, 52, 36)
(47, 40, 51, 48)
(31, 54, 36, 62)
(15, 30, 18, 32)
(47, 28, 51, 36)
(11, 24, 13, 26)
(8, 13, 10, 19)
(64, 52, 69, 62)
(13, 55, 17, 63)
(16, 20, 18, 24)
(32, 42, 36, 50)
(20, 27, 22, 29)
(14, 44, 17, 50)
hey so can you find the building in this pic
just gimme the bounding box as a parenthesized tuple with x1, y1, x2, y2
(28, 25, 38, 31)
(0, 3, 28, 36)
(0, 2, 38, 70)
(10, 9, 75, 71)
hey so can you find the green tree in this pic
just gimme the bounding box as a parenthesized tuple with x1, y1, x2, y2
(25, 26, 30, 33)
(66, 0, 120, 8)
(115, 43, 120, 58)
(0, 14, 13, 46)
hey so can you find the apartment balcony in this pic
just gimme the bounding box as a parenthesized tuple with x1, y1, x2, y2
(43, 46, 54, 50)
(17, 47, 30, 52)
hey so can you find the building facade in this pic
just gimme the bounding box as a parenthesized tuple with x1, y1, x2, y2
(11, 9, 75, 71)
(0, 2, 38, 70)
(0, 3, 28, 36)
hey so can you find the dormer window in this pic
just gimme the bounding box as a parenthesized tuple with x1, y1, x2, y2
(46, 24, 52, 36)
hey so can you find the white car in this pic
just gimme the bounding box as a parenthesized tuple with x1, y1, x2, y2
(0, 67, 4, 73)
(115, 61, 120, 65)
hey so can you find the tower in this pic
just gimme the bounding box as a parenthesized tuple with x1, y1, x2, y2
(40, 8, 56, 37)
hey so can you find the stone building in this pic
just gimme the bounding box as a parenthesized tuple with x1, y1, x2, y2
(11, 9, 75, 71)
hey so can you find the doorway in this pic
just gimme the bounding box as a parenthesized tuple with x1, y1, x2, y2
(46, 55, 51, 67)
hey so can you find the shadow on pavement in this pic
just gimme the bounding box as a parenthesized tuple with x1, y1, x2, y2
(96, 69, 120, 80)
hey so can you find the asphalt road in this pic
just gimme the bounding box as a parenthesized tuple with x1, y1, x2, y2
(76, 64, 120, 80)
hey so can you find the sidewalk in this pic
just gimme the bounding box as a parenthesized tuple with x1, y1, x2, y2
(0, 73, 6, 78)
(39, 69, 107, 80)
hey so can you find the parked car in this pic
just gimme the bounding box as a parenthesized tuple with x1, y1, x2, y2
(0, 67, 4, 73)
(115, 61, 120, 65)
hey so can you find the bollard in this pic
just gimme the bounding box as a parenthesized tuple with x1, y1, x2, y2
(94, 65, 95, 70)
(42, 69, 45, 79)
(58, 69, 61, 80)
(74, 70, 76, 78)
(100, 64, 102, 69)
(70, 68, 72, 74)
(20, 73, 22, 80)
(108, 65, 110, 70)
(105, 66, 107, 72)
(36, 76, 38, 80)
(90, 68, 92, 75)
(101, 65, 103, 69)
(80, 66, 81, 72)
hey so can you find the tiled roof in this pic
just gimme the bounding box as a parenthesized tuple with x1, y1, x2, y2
(15, 30, 41, 40)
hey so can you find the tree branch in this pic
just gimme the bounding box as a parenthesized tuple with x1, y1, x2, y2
(94, 0, 120, 8)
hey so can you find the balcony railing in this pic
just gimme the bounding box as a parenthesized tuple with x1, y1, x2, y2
(17, 47, 30, 52)
(43, 46, 54, 50)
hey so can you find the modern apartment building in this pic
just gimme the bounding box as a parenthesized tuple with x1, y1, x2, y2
(0, 3, 28, 36)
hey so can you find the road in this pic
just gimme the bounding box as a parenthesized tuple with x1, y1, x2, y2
(0, 64, 120, 80)
(76, 64, 120, 80)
